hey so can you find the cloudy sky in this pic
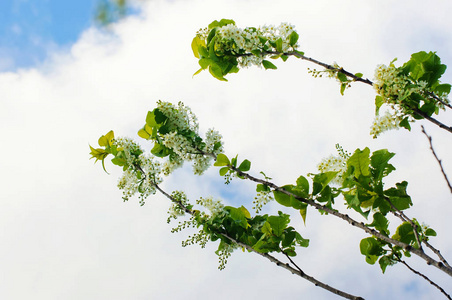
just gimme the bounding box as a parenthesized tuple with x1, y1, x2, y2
(1, 0, 452, 299)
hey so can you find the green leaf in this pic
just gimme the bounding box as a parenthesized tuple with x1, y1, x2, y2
(238, 159, 251, 172)
(214, 154, 230, 166)
(209, 64, 227, 81)
(275, 37, 283, 52)
(337, 72, 348, 83)
(262, 60, 277, 70)
(299, 204, 308, 225)
(199, 58, 212, 69)
(340, 83, 346, 95)
(295, 232, 310, 247)
(296, 175, 309, 197)
(370, 149, 395, 183)
(98, 130, 114, 147)
(150, 143, 170, 158)
(218, 19, 235, 27)
(347, 148, 371, 178)
(367, 212, 389, 236)
(360, 237, 384, 264)
(399, 117, 411, 130)
(312, 172, 337, 195)
(256, 184, 270, 192)
(261, 221, 272, 236)
(267, 212, 290, 237)
(282, 230, 296, 247)
(379, 255, 396, 274)
(137, 124, 152, 140)
(225, 206, 250, 229)
(206, 27, 217, 46)
(375, 95, 385, 115)
(392, 222, 415, 245)
(384, 181, 412, 211)
(219, 167, 229, 176)
(191, 36, 204, 58)
(273, 189, 291, 207)
(434, 83, 451, 95)
(289, 31, 299, 46)
(355, 73, 363, 78)
(425, 228, 437, 236)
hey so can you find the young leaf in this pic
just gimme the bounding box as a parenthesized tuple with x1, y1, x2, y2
(262, 60, 277, 70)
(347, 148, 371, 178)
(425, 228, 437, 236)
(273, 189, 291, 207)
(296, 175, 309, 196)
(299, 204, 308, 225)
(267, 213, 290, 237)
(214, 153, 230, 166)
(238, 159, 251, 172)
(219, 167, 229, 176)
(375, 95, 384, 115)
(98, 130, 114, 147)
(289, 31, 299, 46)
(275, 37, 283, 52)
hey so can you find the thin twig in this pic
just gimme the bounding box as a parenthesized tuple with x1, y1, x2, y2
(424, 240, 451, 269)
(421, 125, 452, 193)
(394, 253, 452, 299)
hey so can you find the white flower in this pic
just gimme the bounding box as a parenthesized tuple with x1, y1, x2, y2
(370, 110, 404, 138)
(197, 196, 224, 219)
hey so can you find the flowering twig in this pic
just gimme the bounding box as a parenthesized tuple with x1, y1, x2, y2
(151, 182, 364, 300)
(421, 125, 452, 193)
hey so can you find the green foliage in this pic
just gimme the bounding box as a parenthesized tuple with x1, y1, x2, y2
(192, 19, 302, 80)
(89, 130, 115, 172)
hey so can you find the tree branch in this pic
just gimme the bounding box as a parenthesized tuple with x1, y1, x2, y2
(421, 125, 452, 193)
(224, 163, 452, 277)
(151, 183, 365, 300)
(394, 253, 452, 299)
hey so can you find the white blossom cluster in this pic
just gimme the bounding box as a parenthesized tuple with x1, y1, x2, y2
(372, 63, 451, 137)
(113, 137, 142, 166)
(253, 190, 274, 213)
(370, 111, 404, 138)
(198, 22, 299, 68)
(157, 100, 199, 133)
(317, 152, 349, 185)
(196, 196, 225, 220)
(217, 242, 238, 270)
(374, 64, 414, 103)
(156, 101, 224, 175)
(115, 138, 163, 204)
(167, 190, 189, 222)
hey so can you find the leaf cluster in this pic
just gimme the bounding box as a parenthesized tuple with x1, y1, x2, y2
(196, 205, 309, 259)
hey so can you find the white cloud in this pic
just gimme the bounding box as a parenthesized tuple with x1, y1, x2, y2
(0, 0, 451, 299)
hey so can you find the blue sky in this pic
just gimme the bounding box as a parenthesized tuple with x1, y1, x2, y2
(0, 1, 451, 299)
(0, 0, 97, 70)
